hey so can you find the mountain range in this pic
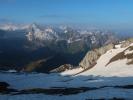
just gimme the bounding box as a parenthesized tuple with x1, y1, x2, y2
(1, 37, 133, 99)
(0, 23, 126, 72)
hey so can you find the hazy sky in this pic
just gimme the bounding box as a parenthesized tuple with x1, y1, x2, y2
(0, 0, 133, 29)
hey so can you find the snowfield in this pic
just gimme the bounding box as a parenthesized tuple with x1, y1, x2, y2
(1, 72, 133, 100)
(1, 44, 133, 100)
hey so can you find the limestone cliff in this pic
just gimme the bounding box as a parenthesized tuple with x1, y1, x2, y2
(79, 44, 115, 69)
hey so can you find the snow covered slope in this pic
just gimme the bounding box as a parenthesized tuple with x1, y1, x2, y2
(62, 43, 133, 76)
(1, 42, 133, 99)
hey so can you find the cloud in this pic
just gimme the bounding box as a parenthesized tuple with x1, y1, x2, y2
(40, 14, 63, 18)
(39, 14, 72, 19)
(0, 17, 15, 23)
(0, 18, 10, 22)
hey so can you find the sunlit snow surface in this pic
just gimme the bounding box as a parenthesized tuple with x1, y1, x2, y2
(1, 44, 133, 99)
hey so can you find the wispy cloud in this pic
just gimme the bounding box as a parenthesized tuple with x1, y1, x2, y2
(39, 14, 72, 19)
(0, 17, 15, 23)
(0, 18, 10, 22)
(40, 14, 62, 18)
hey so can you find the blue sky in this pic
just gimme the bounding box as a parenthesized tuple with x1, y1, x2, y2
(0, 0, 133, 29)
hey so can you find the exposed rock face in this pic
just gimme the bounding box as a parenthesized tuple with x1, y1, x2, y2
(79, 44, 115, 69)
(107, 45, 133, 66)
(0, 82, 10, 92)
(50, 64, 73, 73)
(121, 38, 133, 48)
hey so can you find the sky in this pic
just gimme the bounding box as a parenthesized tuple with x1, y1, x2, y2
(0, 0, 133, 29)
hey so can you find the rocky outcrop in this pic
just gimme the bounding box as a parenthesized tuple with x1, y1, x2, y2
(50, 64, 73, 73)
(0, 82, 10, 93)
(107, 45, 133, 66)
(79, 44, 115, 69)
(121, 38, 133, 48)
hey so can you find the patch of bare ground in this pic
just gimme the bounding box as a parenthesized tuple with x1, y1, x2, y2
(127, 60, 133, 65)
(12, 85, 133, 95)
(74, 62, 97, 76)
(115, 85, 133, 89)
(128, 46, 133, 51)
(23, 57, 52, 72)
(106, 46, 133, 66)
(13, 87, 97, 95)
(85, 98, 125, 100)
(1, 81, 133, 96)
(0, 82, 9, 93)
(0, 82, 18, 94)
(0, 85, 132, 95)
